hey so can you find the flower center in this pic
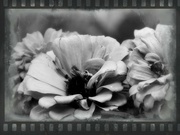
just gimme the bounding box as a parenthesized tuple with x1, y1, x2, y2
(66, 66, 96, 98)
(150, 61, 166, 76)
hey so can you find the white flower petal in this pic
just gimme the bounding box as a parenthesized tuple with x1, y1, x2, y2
(44, 28, 62, 43)
(24, 76, 66, 98)
(143, 95, 155, 110)
(151, 83, 170, 101)
(31, 53, 56, 70)
(13, 42, 31, 59)
(128, 63, 155, 81)
(106, 93, 127, 107)
(77, 35, 95, 66)
(92, 42, 106, 58)
(128, 48, 148, 67)
(116, 61, 127, 75)
(108, 46, 129, 62)
(97, 81, 123, 93)
(121, 39, 136, 51)
(46, 51, 56, 61)
(74, 103, 95, 120)
(141, 35, 163, 58)
(136, 83, 169, 103)
(53, 36, 84, 74)
(27, 62, 66, 91)
(78, 99, 89, 110)
(61, 114, 76, 121)
(87, 61, 116, 88)
(89, 89, 112, 103)
(30, 105, 49, 121)
(97, 71, 117, 87)
(133, 39, 149, 54)
(83, 58, 105, 74)
(52, 35, 122, 75)
(134, 27, 155, 38)
(22, 32, 44, 54)
(157, 74, 173, 84)
(49, 105, 75, 121)
(138, 78, 157, 91)
(93, 36, 120, 58)
(54, 94, 83, 104)
(129, 85, 138, 96)
(126, 74, 140, 86)
(145, 53, 161, 63)
(39, 96, 56, 109)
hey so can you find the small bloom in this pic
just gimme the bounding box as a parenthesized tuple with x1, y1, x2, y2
(20, 34, 129, 121)
(9, 28, 65, 114)
(123, 24, 175, 120)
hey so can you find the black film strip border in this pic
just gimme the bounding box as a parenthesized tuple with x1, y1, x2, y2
(1, 0, 180, 134)
(2, 0, 180, 8)
(1, 123, 180, 132)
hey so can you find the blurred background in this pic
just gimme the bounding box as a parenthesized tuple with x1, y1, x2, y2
(7, 9, 175, 45)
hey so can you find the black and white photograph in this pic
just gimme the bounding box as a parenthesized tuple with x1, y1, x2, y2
(5, 8, 176, 122)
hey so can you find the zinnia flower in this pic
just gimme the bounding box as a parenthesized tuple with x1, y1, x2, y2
(9, 28, 65, 114)
(19, 34, 129, 121)
(123, 24, 175, 120)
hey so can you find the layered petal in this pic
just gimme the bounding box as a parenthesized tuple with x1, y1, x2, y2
(106, 93, 127, 107)
(38, 96, 56, 109)
(78, 99, 89, 110)
(74, 103, 95, 120)
(44, 28, 63, 43)
(87, 61, 127, 88)
(30, 105, 50, 121)
(121, 39, 136, 51)
(83, 58, 105, 74)
(108, 46, 129, 62)
(128, 63, 155, 81)
(143, 95, 155, 110)
(127, 25, 175, 120)
(145, 53, 161, 63)
(136, 82, 169, 103)
(22, 32, 44, 54)
(89, 89, 112, 103)
(129, 85, 138, 96)
(24, 76, 66, 99)
(52, 34, 127, 76)
(87, 61, 116, 88)
(49, 105, 75, 121)
(97, 81, 123, 93)
(10, 28, 65, 97)
(27, 55, 66, 91)
(54, 94, 83, 104)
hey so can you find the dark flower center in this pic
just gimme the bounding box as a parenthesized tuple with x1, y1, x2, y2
(66, 66, 96, 98)
(150, 61, 166, 76)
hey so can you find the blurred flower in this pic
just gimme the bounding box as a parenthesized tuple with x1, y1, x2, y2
(19, 34, 129, 121)
(9, 28, 65, 115)
(122, 24, 175, 120)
